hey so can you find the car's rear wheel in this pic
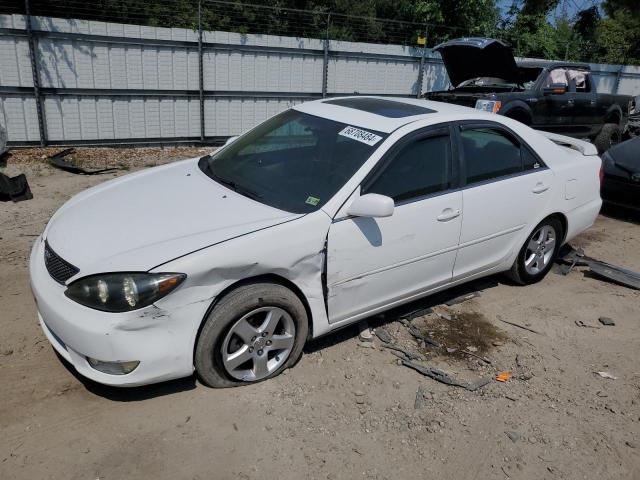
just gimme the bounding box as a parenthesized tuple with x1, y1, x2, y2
(195, 282, 308, 388)
(507, 217, 563, 285)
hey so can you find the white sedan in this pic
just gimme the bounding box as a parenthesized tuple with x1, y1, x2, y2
(30, 97, 602, 387)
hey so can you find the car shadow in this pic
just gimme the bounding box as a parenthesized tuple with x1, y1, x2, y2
(601, 203, 640, 225)
(53, 350, 197, 401)
(304, 275, 501, 354)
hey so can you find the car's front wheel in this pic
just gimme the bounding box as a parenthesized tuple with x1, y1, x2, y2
(507, 217, 563, 285)
(195, 282, 308, 388)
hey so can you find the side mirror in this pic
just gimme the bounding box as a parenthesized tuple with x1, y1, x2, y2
(543, 83, 568, 95)
(347, 193, 394, 218)
(225, 136, 239, 146)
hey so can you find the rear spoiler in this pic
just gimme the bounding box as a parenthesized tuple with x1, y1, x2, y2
(540, 131, 599, 156)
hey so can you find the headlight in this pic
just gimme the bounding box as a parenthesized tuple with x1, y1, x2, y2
(65, 273, 186, 312)
(475, 99, 502, 114)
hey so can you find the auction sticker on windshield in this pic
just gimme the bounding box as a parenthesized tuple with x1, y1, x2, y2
(338, 126, 382, 146)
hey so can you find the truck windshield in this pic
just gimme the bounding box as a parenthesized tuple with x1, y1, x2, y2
(199, 110, 387, 214)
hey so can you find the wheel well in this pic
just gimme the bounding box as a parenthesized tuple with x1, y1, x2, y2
(548, 212, 568, 244)
(192, 274, 314, 363)
(504, 108, 531, 125)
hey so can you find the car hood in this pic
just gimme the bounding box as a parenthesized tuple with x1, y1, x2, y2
(434, 37, 520, 87)
(44, 158, 301, 278)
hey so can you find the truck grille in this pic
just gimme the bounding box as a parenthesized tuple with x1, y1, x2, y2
(44, 241, 79, 285)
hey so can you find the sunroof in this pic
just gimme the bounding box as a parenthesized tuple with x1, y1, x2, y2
(324, 97, 435, 118)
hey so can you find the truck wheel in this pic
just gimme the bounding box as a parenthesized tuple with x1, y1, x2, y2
(594, 123, 621, 154)
(195, 282, 308, 388)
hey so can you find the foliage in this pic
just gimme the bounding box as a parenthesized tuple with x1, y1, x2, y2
(7, 0, 639, 65)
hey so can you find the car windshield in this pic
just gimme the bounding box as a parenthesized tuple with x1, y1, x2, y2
(199, 110, 387, 213)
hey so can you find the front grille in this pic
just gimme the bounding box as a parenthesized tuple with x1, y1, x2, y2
(44, 241, 79, 285)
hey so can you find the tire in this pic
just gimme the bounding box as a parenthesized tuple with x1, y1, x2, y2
(594, 123, 621, 154)
(506, 217, 563, 285)
(195, 282, 308, 388)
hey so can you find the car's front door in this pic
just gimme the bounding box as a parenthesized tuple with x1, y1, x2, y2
(452, 123, 554, 280)
(326, 126, 462, 324)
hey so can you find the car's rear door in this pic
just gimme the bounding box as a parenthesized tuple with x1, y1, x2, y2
(452, 122, 554, 280)
(326, 126, 462, 324)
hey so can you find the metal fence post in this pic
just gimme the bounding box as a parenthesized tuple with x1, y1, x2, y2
(24, 0, 47, 146)
(415, 26, 427, 99)
(198, 0, 205, 142)
(613, 65, 623, 94)
(322, 13, 330, 98)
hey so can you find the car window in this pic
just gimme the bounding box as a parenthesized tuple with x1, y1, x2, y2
(522, 147, 542, 171)
(365, 133, 451, 202)
(544, 68, 568, 87)
(200, 110, 388, 214)
(567, 69, 591, 92)
(461, 128, 522, 184)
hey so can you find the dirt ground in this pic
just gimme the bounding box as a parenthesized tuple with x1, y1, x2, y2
(1, 148, 639, 480)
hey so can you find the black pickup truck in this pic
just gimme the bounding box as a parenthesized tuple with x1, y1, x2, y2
(424, 38, 632, 153)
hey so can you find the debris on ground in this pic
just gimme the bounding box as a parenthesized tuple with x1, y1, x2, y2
(380, 344, 423, 361)
(598, 317, 616, 326)
(496, 371, 513, 382)
(505, 430, 521, 443)
(414, 385, 431, 409)
(374, 328, 393, 344)
(0, 171, 33, 202)
(575, 320, 600, 329)
(497, 317, 542, 335)
(402, 360, 491, 391)
(357, 321, 374, 343)
(596, 371, 618, 380)
(407, 324, 442, 348)
(558, 245, 640, 290)
(48, 148, 125, 175)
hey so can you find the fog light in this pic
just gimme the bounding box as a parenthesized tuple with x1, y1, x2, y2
(86, 357, 140, 375)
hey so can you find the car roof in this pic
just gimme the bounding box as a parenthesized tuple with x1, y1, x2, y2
(293, 96, 479, 133)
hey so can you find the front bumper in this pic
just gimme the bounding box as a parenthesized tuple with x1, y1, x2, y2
(29, 236, 201, 387)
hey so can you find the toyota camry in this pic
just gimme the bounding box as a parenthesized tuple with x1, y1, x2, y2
(30, 97, 602, 387)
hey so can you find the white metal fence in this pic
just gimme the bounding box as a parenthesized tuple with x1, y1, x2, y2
(1, 13, 639, 146)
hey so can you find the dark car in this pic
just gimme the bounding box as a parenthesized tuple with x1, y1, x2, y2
(601, 137, 640, 210)
(424, 38, 632, 153)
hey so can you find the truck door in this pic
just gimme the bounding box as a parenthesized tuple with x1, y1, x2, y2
(537, 68, 573, 133)
(569, 69, 598, 136)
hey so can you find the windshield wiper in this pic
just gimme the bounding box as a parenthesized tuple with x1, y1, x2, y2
(210, 171, 263, 201)
(198, 156, 263, 201)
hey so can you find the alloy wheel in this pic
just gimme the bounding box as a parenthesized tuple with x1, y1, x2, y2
(524, 225, 556, 276)
(220, 306, 295, 381)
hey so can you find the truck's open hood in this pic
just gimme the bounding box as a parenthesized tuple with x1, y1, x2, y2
(434, 37, 520, 87)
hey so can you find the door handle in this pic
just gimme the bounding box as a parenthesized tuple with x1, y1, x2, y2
(437, 208, 461, 221)
(532, 183, 549, 194)
(567, 100, 574, 106)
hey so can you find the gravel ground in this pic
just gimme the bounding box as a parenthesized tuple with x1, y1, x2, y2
(1, 148, 639, 480)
